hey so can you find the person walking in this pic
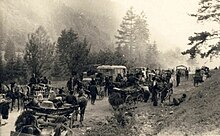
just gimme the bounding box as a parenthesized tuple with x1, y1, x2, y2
(176, 70, 181, 87)
(78, 91, 88, 126)
(151, 77, 158, 106)
(89, 82, 98, 105)
(185, 69, 189, 80)
(67, 78, 73, 92)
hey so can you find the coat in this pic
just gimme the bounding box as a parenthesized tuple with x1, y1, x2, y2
(89, 85, 98, 98)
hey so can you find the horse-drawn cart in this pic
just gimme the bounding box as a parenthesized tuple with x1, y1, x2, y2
(12, 101, 80, 136)
(25, 101, 79, 126)
(109, 86, 144, 110)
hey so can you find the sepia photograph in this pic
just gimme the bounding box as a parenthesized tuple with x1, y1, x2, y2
(0, 0, 220, 135)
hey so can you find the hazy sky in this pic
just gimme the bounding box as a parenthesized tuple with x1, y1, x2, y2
(112, 0, 216, 52)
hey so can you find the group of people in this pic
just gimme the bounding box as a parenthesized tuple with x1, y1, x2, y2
(0, 66, 196, 132)
(103, 69, 174, 107)
(66, 76, 99, 105)
(111, 68, 189, 107)
(34, 88, 88, 125)
(146, 71, 174, 106)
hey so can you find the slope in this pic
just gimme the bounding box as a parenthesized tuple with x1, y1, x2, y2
(159, 70, 220, 135)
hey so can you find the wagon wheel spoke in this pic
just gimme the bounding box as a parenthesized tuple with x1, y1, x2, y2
(137, 94, 144, 102)
(125, 95, 134, 105)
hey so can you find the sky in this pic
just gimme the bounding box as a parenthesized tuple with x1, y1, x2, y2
(112, 0, 216, 52)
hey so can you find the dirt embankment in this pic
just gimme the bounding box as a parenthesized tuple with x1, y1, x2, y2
(76, 70, 220, 136)
(158, 70, 220, 136)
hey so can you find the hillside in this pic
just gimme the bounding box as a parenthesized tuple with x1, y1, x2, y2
(0, 0, 122, 52)
(158, 70, 220, 135)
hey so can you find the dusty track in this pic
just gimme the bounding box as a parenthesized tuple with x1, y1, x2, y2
(0, 77, 199, 136)
(72, 77, 195, 136)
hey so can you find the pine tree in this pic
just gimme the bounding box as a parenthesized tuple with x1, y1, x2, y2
(115, 7, 137, 60)
(51, 56, 68, 78)
(115, 8, 150, 66)
(134, 12, 150, 66)
(24, 26, 55, 77)
(57, 28, 90, 74)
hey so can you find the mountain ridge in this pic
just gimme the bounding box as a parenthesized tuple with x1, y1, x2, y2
(0, 0, 121, 52)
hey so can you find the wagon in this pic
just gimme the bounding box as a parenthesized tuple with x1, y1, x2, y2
(109, 86, 144, 108)
(26, 101, 78, 118)
(176, 65, 188, 77)
(25, 100, 79, 128)
(13, 101, 80, 136)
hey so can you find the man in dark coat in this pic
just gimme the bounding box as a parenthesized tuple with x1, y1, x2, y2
(89, 82, 98, 105)
(29, 74, 37, 86)
(176, 70, 181, 87)
(0, 100, 10, 120)
(115, 74, 123, 82)
(29, 74, 37, 96)
(150, 76, 158, 106)
(107, 81, 114, 96)
(41, 77, 49, 84)
(67, 78, 73, 92)
(104, 76, 110, 96)
(185, 69, 189, 80)
(90, 78, 96, 86)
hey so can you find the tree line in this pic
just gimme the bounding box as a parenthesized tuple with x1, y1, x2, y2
(0, 26, 127, 83)
(0, 7, 161, 84)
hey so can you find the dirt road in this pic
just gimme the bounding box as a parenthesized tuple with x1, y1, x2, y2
(78, 77, 195, 136)
(0, 77, 194, 136)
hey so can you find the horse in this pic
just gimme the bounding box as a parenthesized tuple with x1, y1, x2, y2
(18, 85, 33, 110)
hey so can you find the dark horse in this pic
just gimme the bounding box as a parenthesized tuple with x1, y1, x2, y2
(9, 85, 32, 111)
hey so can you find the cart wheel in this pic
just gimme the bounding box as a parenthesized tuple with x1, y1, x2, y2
(125, 95, 134, 105)
(137, 94, 144, 102)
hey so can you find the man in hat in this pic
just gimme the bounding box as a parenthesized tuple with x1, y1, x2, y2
(89, 81, 98, 105)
